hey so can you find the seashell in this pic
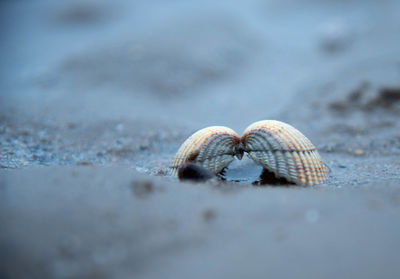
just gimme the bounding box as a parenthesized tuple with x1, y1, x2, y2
(170, 126, 242, 175)
(241, 120, 329, 185)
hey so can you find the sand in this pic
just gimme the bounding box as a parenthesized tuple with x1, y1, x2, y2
(1, 0, 400, 278)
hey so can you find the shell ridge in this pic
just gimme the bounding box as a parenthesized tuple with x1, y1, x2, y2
(264, 125, 290, 151)
(247, 132, 274, 166)
(311, 150, 326, 183)
(170, 126, 239, 175)
(284, 150, 298, 182)
(251, 151, 276, 174)
(275, 150, 288, 179)
(292, 151, 306, 184)
(197, 134, 237, 161)
(209, 135, 227, 172)
(173, 129, 207, 168)
(197, 133, 222, 162)
(244, 124, 291, 181)
(304, 151, 317, 185)
(261, 128, 285, 151)
(299, 151, 312, 185)
(246, 131, 286, 179)
(198, 133, 237, 173)
(269, 121, 316, 185)
(266, 125, 289, 178)
(278, 123, 313, 152)
(275, 123, 319, 185)
(312, 150, 329, 182)
(308, 150, 321, 183)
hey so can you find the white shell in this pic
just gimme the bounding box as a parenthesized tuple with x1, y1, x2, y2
(242, 120, 329, 185)
(170, 126, 241, 175)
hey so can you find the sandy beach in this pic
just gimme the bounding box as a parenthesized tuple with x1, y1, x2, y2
(1, 0, 400, 278)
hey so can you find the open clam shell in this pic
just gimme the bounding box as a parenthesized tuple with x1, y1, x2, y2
(170, 126, 241, 175)
(242, 120, 329, 185)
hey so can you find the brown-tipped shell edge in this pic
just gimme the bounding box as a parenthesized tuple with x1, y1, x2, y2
(170, 126, 241, 175)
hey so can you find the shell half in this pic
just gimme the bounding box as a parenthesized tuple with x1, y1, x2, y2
(242, 120, 329, 185)
(170, 126, 241, 175)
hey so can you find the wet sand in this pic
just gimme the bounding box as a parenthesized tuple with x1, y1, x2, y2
(1, 0, 400, 278)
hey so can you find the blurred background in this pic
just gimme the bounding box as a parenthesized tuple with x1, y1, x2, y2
(1, 0, 400, 278)
(1, 0, 399, 171)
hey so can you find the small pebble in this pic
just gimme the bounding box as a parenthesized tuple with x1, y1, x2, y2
(131, 181, 153, 198)
(318, 20, 352, 53)
(67, 122, 77, 129)
(178, 162, 215, 182)
(354, 149, 364, 156)
(76, 161, 92, 166)
(202, 208, 216, 222)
